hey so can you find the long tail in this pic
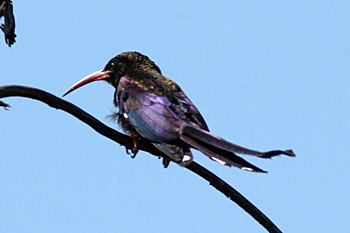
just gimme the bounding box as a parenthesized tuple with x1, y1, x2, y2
(179, 124, 295, 173)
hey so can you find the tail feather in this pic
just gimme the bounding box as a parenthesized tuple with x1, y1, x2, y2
(180, 124, 295, 158)
(180, 124, 295, 172)
(180, 127, 266, 173)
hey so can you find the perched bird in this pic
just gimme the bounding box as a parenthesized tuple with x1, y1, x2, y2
(64, 51, 295, 172)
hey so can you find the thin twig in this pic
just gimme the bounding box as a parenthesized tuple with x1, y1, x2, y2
(0, 100, 10, 109)
(0, 85, 282, 233)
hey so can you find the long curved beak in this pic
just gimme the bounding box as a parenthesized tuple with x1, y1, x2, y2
(63, 70, 111, 97)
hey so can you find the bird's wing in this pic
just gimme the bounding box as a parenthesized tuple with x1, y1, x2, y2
(117, 85, 184, 143)
(158, 76, 209, 130)
(172, 91, 209, 130)
(117, 84, 268, 172)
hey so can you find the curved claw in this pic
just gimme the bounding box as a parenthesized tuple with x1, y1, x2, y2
(130, 151, 138, 159)
(162, 157, 171, 168)
(130, 137, 139, 159)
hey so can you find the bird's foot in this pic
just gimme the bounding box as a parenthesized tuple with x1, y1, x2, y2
(130, 137, 140, 159)
(162, 157, 171, 168)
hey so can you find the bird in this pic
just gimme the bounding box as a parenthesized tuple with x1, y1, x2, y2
(63, 51, 295, 172)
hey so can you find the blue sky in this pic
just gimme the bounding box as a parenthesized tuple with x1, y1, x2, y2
(1, 1, 349, 232)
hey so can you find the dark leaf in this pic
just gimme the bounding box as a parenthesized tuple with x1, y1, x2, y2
(0, 0, 16, 47)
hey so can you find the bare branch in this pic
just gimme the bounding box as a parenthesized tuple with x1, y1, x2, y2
(0, 85, 282, 233)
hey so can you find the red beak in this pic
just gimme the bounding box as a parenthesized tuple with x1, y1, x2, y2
(63, 70, 111, 97)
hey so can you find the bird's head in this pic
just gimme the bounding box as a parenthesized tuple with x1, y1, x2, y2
(63, 51, 161, 96)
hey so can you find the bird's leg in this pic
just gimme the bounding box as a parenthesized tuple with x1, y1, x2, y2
(123, 134, 140, 157)
(130, 133, 140, 159)
(116, 113, 141, 158)
(162, 156, 171, 168)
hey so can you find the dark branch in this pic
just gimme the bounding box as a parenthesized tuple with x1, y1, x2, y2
(0, 85, 282, 233)
(0, 0, 16, 47)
